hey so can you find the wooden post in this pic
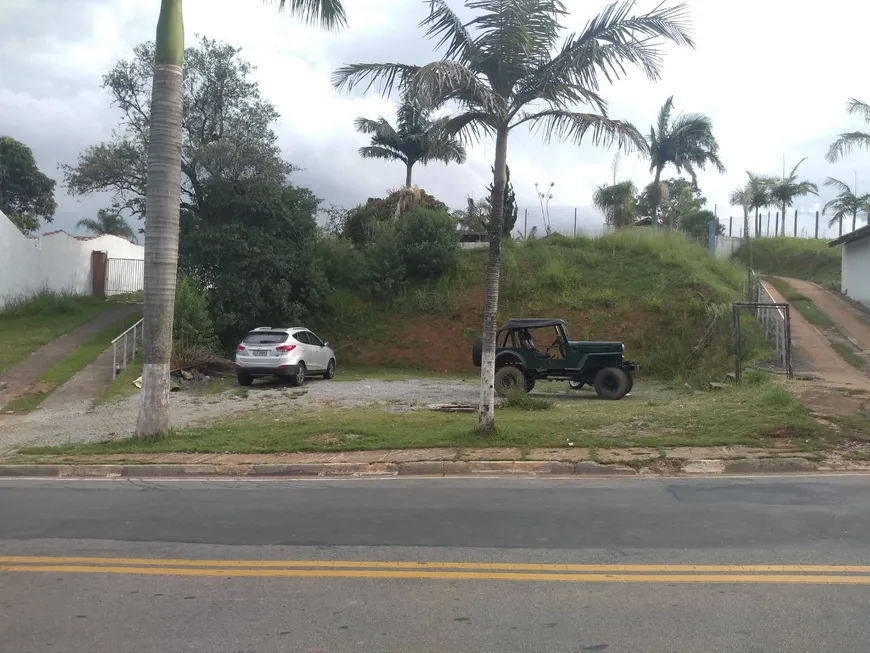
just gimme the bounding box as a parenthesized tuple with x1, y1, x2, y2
(793, 209, 797, 237)
(573, 207, 577, 238)
(815, 211, 819, 239)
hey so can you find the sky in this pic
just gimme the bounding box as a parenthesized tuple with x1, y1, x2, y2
(2, 0, 869, 239)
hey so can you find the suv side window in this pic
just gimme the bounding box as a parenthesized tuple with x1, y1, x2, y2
(292, 331, 310, 345)
(306, 331, 323, 347)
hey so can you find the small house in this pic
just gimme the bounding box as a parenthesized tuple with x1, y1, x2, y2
(829, 224, 870, 307)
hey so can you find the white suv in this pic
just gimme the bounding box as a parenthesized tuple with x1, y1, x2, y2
(234, 327, 336, 387)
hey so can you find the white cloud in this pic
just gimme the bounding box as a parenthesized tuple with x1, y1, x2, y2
(2, 0, 869, 240)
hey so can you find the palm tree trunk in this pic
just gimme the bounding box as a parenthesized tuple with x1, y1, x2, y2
(781, 202, 786, 236)
(853, 209, 857, 233)
(405, 162, 413, 188)
(136, 0, 184, 439)
(478, 127, 509, 434)
(754, 208, 760, 237)
(651, 167, 662, 230)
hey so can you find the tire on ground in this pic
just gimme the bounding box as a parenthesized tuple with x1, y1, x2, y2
(237, 374, 253, 387)
(593, 367, 631, 400)
(524, 377, 536, 392)
(568, 380, 584, 390)
(471, 336, 483, 367)
(494, 365, 526, 397)
(625, 372, 634, 394)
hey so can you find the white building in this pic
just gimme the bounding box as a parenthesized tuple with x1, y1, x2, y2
(829, 225, 870, 307)
(0, 210, 144, 306)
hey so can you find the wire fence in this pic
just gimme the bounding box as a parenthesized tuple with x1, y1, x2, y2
(513, 206, 605, 238)
(720, 210, 867, 241)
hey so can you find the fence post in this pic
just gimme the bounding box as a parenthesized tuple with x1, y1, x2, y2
(775, 212, 779, 236)
(523, 208, 527, 239)
(766, 212, 771, 235)
(815, 211, 819, 239)
(729, 217, 733, 236)
(573, 207, 577, 238)
(793, 209, 797, 237)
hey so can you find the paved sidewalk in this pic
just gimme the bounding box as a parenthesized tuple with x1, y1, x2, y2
(0, 304, 141, 408)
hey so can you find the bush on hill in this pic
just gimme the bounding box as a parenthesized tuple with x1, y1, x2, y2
(732, 237, 841, 288)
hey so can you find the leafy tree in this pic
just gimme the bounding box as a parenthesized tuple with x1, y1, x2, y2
(646, 96, 724, 229)
(0, 136, 57, 235)
(332, 0, 694, 432)
(745, 172, 776, 237)
(822, 177, 870, 236)
(827, 98, 870, 162)
(179, 176, 327, 346)
(768, 158, 818, 236)
(593, 180, 638, 228)
(456, 166, 518, 236)
(76, 209, 138, 242)
(680, 208, 721, 246)
(454, 196, 491, 232)
(63, 37, 290, 223)
(636, 177, 704, 228)
(355, 94, 467, 187)
(728, 185, 752, 240)
(342, 188, 448, 245)
(114, 0, 347, 439)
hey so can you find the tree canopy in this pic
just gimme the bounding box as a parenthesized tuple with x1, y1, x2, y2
(62, 36, 290, 224)
(77, 209, 138, 242)
(354, 94, 467, 187)
(0, 136, 57, 235)
(827, 98, 870, 163)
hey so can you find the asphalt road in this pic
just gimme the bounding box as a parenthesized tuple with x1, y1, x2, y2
(3, 476, 870, 652)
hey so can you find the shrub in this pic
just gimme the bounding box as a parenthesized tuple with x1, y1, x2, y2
(173, 276, 220, 354)
(396, 205, 459, 281)
(314, 236, 367, 291)
(502, 389, 553, 411)
(364, 222, 408, 300)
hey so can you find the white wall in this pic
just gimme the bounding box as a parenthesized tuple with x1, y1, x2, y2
(713, 234, 743, 260)
(842, 237, 870, 307)
(0, 210, 144, 306)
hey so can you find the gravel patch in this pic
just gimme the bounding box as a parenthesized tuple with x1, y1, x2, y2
(0, 378, 478, 454)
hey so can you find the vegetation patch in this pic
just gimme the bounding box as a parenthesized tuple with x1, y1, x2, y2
(733, 237, 841, 288)
(0, 291, 119, 375)
(832, 342, 866, 370)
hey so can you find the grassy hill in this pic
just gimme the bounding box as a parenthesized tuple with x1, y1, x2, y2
(317, 230, 761, 383)
(732, 237, 841, 288)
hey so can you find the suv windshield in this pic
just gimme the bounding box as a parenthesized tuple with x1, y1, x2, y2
(243, 331, 289, 344)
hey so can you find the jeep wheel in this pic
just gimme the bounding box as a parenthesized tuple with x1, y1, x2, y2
(494, 366, 526, 397)
(625, 372, 634, 394)
(471, 336, 483, 367)
(568, 380, 584, 390)
(593, 367, 631, 400)
(525, 377, 536, 393)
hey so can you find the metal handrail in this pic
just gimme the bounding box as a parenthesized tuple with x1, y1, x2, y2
(112, 318, 143, 379)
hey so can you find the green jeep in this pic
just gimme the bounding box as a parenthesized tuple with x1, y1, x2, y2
(471, 318, 639, 400)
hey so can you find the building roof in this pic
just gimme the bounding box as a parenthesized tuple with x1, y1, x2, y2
(829, 224, 870, 248)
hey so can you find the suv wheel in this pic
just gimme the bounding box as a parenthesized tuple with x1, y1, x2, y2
(494, 366, 526, 397)
(593, 367, 631, 400)
(237, 373, 254, 387)
(324, 359, 336, 380)
(290, 362, 306, 387)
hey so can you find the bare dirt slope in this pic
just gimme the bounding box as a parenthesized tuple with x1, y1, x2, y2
(783, 277, 870, 355)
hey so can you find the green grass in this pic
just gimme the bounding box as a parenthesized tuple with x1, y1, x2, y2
(734, 237, 841, 287)
(832, 342, 866, 370)
(0, 290, 121, 375)
(2, 311, 143, 414)
(767, 277, 834, 326)
(23, 377, 828, 456)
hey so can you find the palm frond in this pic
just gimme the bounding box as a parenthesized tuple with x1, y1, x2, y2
(420, 0, 477, 60)
(655, 95, 675, 136)
(358, 145, 408, 163)
(826, 131, 870, 163)
(435, 111, 497, 143)
(824, 176, 854, 195)
(846, 98, 870, 122)
(407, 61, 504, 115)
(270, 0, 347, 31)
(353, 116, 398, 141)
(76, 218, 101, 233)
(519, 109, 647, 153)
(331, 62, 420, 95)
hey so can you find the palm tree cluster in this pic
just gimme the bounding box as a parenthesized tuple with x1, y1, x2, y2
(77, 209, 138, 243)
(825, 98, 870, 235)
(592, 95, 725, 230)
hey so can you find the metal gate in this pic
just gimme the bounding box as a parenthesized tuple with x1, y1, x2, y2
(105, 258, 144, 296)
(731, 271, 794, 380)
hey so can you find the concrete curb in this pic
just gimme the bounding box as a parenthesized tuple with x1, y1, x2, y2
(0, 458, 866, 478)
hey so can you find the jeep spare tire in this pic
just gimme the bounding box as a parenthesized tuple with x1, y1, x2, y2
(593, 367, 631, 400)
(494, 366, 526, 397)
(471, 336, 483, 367)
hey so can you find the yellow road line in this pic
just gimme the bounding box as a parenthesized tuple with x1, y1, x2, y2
(4, 565, 870, 584)
(1, 557, 870, 574)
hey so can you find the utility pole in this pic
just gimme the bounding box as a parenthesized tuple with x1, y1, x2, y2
(523, 208, 528, 239)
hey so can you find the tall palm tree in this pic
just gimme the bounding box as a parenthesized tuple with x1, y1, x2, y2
(745, 172, 776, 237)
(646, 96, 725, 229)
(823, 177, 870, 236)
(355, 95, 467, 188)
(728, 185, 752, 240)
(77, 209, 138, 243)
(827, 99, 870, 162)
(138, 0, 347, 439)
(333, 0, 693, 433)
(593, 180, 638, 228)
(768, 158, 818, 236)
